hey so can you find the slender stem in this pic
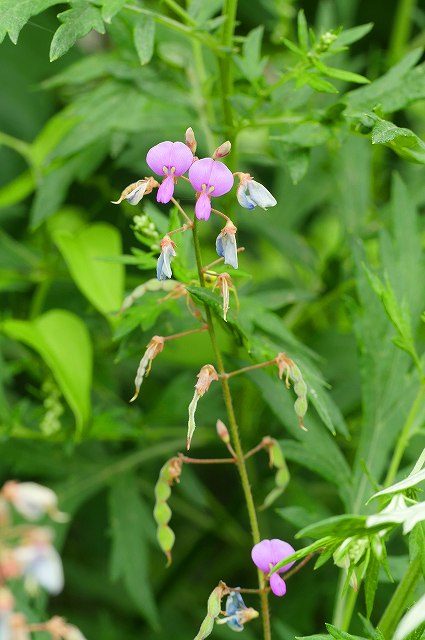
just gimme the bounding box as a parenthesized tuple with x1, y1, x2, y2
(283, 553, 314, 580)
(388, 0, 416, 65)
(223, 359, 276, 380)
(218, 0, 238, 151)
(168, 223, 192, 236)
(384, 382, 425, 487)
(190, 40, 217, 151)
(180, 455, 236, 465)
(192, 215, 271, 640)
(378, 555, 422, 639)
(0, 131, 32, 162)
(170, 197, 193, 225)
(203, 247, 245, 271)
(228, 586, 270, 594)
(160, 0, 197, 26)
(163, 326, 208, 341)
(212, 207, 230, 221)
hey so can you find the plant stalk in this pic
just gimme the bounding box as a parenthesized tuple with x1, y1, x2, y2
(192, 216, 271, 640)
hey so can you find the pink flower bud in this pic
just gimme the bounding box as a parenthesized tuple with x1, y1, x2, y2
(216, 419, 230, 444)
(185, 127, 197, 154)
(212, 140, 231, 159)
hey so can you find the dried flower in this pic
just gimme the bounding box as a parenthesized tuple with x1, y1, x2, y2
(235, 172, 277, 210)
(216, 221, 238, 269)
(111, 177, 158, 205)
(146, 140, 193, 203)
(2, 481, 67, 522)
(187, 365, 219, 449)
(157, 235, 176, 281)
(251, 539, 295, 596)
(189, 158, 234, 221)
(214, 273, 233, 321)
(216, 591, 259, 631)
(130, 336, 165, 402)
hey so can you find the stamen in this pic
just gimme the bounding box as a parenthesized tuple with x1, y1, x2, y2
(208, 185, 215, 194)
(163, 166, 169, 175)
(170, 166, 176, 175)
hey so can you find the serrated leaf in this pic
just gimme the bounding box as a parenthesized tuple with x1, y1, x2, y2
(234, 25, 267, 82)
(52, 223, 124, 317)
(1, 310, 92, 434)
(98, 0, 127, 22)
(134, 15, 155, 65)
(368, 115, 425, 164)
(109, 474, 158, 628)
(0, 0, 61, 44)
(50, 1, 106, 61)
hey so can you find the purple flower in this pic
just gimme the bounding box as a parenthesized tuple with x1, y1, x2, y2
(251, 539, 295, 597)
(235, 172, 277, 210)
(189, 158, 234, 221)
(146, 141, 193, 204)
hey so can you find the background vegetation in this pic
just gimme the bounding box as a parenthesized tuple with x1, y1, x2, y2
(1, 0, 425, 638)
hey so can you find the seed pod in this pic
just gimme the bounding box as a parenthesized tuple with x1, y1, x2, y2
(153, 457, 182, 565)
(187, 365, 219, 450)
(194, 583, 228, 640)
(275, 353, 308, 430)
(261, 439, 290, 510)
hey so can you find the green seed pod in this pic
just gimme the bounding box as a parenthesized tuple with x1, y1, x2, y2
(294, 396, 308, 418)
(153, 501, 172, 525)
(290, 364, 302, 383)
(294, 380, 307, 397)
(194, 585, 226, 640)
(270, 441, 284, 468)
(157, 524, 175, 555)
(276, 466, 290, 490)
(154, 480, 171, 502)
(207, 586, 223, 618)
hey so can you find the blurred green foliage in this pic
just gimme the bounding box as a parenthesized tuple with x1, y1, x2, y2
(1, 0, 425, 639)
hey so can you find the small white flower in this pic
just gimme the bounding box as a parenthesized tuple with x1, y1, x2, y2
(111, 177, 158, 205)
(157, 236, 176, 281)
(13, 530, 64, 595)
(2, 481, 67, 522)
(216, 222, 238, 269)
(235, 172, 277, 210)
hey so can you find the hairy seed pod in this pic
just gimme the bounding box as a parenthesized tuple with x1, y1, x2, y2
(194, 584, 228, 640)
(261, 439, 290, 510)
(153, 501, 172, 525)
(153, 457, 182, 565)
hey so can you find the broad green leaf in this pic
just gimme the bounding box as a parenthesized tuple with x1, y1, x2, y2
(134, 15, 155, 66)
(363, 114, 425, 164)
(393, 593, 425, 640)
(344, 49, 425, 113)
(50, 1, 106, 61)
(52, 223, 124, 317)
(109, 473, 159, 628)
(0, 0, 61, 44)
(1, 310, 92, 434)
(234, 26, 267, 82)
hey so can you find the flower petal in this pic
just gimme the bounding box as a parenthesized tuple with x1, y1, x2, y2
(208, 160, 234, 197)
(195, 192, 211, 220)
(251, 540, 274, 573)
(157, 175, 175, 203)
(189, 158, 215, 191)
(269, 539, 296, 573)
(247, 180, 277, 209)
(237, 183, 256, 209)
(169, 141, 194, 176)
(146, 141, 173, 175)
(269, 573, 287, 597)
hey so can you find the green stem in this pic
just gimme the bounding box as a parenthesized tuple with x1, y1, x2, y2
(192, 217, 271, 640)
(160, 0, 197, 26)
(0, 131, 32, 162)
(388, 0, 416, 64)
(384, 382, 425, 487)
(378, 555, 422, 639)
(218, 0, 238, 142)
(189, 41, 217, 152)
(332, 573, 358, 630)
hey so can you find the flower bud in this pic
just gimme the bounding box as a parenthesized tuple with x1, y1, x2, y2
(212, 140, 231, 160)
(2, 481, 67, 522)
(216, 419, 230, 444)
(185, 127, 197, 154)
(111, 177, 158, 205)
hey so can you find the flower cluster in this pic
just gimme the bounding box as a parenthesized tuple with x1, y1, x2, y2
(0, 480, 87, 639)
(112, 128, 277, 282)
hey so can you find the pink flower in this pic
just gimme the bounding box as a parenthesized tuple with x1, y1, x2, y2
(251, 539, 295, 596)
(146, 141, 193, 204)
(188, 158, 234, 220)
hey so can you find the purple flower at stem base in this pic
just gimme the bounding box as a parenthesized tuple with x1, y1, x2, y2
(251, 539, 295, 597)
(189, 158, 234, 221)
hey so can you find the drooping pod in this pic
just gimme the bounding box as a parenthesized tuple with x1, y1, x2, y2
(260, 438, 290, 509)
(153, 457, 182, 565)
(193, 582, 228, 640)
(275, 353, 308, 430)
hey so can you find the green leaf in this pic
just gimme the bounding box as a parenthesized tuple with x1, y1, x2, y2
(297, 10, 309, 52)
(0, 170, 35, 208)
(50, 1, 106, 62)
(394, 594, 425, 640)
(344, 49, 425, 113)
(285, 147, 310, 184)
(313, 59, 369, 84)
(109, 474, 159, 628)
(1, 310, 92, 434)
(302, 72, 339, 94)
(98, 0, 127, 22)
(297, 514, 368, 540)
(334, 23, 374, 47)
(326, 624, 366, 640)
(234, 25, 267, 82)
(134, 15, 155, 66)
(271, 122, 330, 148)
(353, 114, 425, 164)
(364, 547, 380, 617)
(52, 223, 124, 317)
(0, 0, 61, 44)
